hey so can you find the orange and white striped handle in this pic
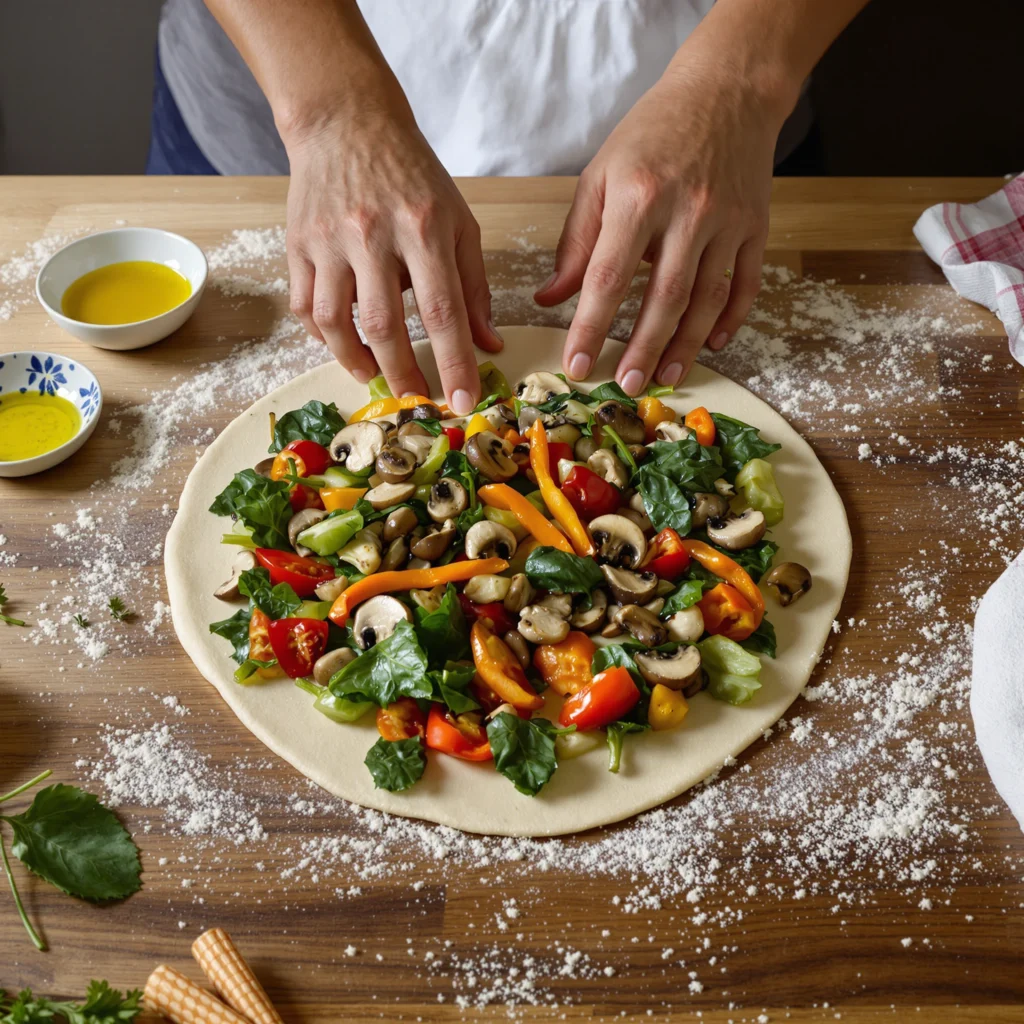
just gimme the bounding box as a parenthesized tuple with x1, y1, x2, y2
(144, 965, 251, 1024)
(192, 928, 284, 1024)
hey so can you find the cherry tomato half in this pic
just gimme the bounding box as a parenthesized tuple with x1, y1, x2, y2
(426, 706, 492, 761)
(249, 607, 284, 679)
(267, 617, 328, 679)
(562, 465, 621, 521)
(283, 439, 331, 477)
(645, 528, 691, 580)
(377, 698, 428, 741)
(558, 666, 640, 731)
(254, 548, 335, 598)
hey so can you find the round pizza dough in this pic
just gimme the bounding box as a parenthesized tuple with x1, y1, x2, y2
(165, 327, 851, 837)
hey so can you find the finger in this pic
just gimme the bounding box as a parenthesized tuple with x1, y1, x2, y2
(653, 237, 740, 387)
(534, 173, 604, 306)
(705, 238, 765, 350)
(353, 259, 428, 398)
(455, 222, 504, 355)
(561, 211, 649, 384)
(406, 245, 480, 415)
(311, 261, 377, 382)
(288, 251, 322, 343)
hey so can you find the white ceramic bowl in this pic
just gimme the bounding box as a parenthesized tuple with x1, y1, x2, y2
(0, 351, 103, 477)
(35, 227, 207, 351)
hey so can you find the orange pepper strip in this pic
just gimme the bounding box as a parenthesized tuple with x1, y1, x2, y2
(698, 583, 758, 642)
(320, 487, 367, 512)
(680, 539, 764, 626)
(637, 396, 676, 443)
(526, 420, 594, 557)
(470, 621, 545, 711)
(533, 630, 595, 697)
(684, 406, 716, 446)
(478, 483, 573, 555)
(329, 557, 508, 626)
(348, 394, 434, 424)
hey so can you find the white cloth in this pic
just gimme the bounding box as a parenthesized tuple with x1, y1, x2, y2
(971, 550, 1024, 832)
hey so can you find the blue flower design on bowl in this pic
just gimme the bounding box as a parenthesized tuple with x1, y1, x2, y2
(78, 380, 100, 418)
(27, 354, 68, 396)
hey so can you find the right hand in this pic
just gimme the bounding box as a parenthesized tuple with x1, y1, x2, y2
(284, 113, 502, 414)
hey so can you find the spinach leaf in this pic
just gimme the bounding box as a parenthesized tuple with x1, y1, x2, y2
(606, 721, 649, 774)
(533, 389, 593, 415)
(209, 469, 293, 550)
(237, 567, 301, 620)
(710, 413, 781, 477)
(440, 450, 480, 509)
(525, 546, 604, 598)
(411, 418, 444, 437)
(269, 400, 345, 452)
(456, 503, 486, 537)
(330, 620, 432, 706)
(471, 392, 504, 414)
(645, 437, 725, 493)
(727, 540, 778, 583)
(429, 661, 480, 713)
(636, 465, 692, 535)
(413, 583, 470, 668)
(3, 784, 141, 902)
(486, 713, 560, 796)
(364, 737, 426, 792)
(740, 617, 777, 658)
(591, 642, 645, 688)
(682, 561, 724, 588)
(662, 579, 708, 616)
(209, 607, 251, 664)
(589, 381, 638, 410)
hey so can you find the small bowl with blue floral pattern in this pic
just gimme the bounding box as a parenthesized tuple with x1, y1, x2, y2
(0, 352, 102, 477)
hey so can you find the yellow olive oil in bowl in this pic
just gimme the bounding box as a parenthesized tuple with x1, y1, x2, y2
(61, 260, 191, 325)
(0, 391, 81, 462)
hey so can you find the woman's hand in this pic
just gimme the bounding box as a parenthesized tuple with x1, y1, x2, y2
(285, 112, 502, 414)
(535, 58, 786, 394)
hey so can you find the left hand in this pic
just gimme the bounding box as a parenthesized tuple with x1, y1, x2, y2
(535, 61, 785, 394)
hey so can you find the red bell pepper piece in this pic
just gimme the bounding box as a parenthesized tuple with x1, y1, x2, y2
(458, 593, 517, 636)
(558, 666, 640, 731)
(426, 706, 492, 761)
(645, 528, 692, 580)
(562, 465, 621, 521)
(546, 441, 574, 479)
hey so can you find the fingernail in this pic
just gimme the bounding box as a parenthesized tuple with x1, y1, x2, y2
(351, 368, 372, 384)
(659, 362, 683, 388)
(401, 391, 421, 398)
(537, 272, 558, 294)
(568, 353, 591, 380)
(711, 332, 730, 351)
(451, 389, 475, 415)
(488, 319, 505, 347)
(619, 369, 645, 396)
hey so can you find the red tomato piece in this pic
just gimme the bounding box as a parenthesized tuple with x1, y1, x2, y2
(377, 698, 428, 741)
(267, 617, 328, 679)
(546, 441, 574, 479)
(558, 666, 640, 731)
(254, 548, 335, 598)
(283, 439, 331, 476)
(457, 594, 517, 637)
(289, 483, 325, 513)
(442, 426, 466, 452)
(561, 465, 621, 521)
(248, 607, 283, 678)
(426, 705, 492, 761)
(645, 528, 692, 580)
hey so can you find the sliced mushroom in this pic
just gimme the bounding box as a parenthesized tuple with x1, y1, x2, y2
(410, 519, 457, 561)
(514, 371, 570, 405)
(464, 520, 517, 560)
(617, 604, 668, 647)
(764, 562, 812, 606)
(655, 579, 676, 597)
(465, 430, 517, 482)
(397, 401, 443, 424)
(644, 597, 665, 616)
(590, 514, 647, 569)
(364, 520, 385, 539)
(478, 404, 511, 431)
(502, 629, 532, 670)
(547, 424, 582, 447)
(337, 528, 382, 575)
(574, 435, 600, 462)
(397, 433, 434, 465)
(665, 606, 705, 643)
(253, 456, 276, 478)
(464, 574, 512, 605)
(381, 536, 409, 572)
(594, 400, 645, 444)
(382, 505, 419, 542)
(352, 595, 412, 650)
(407, 556, 431, 570)
(588, 449, 629, 489)
(537, 593, 573, 618)
(397, 421, 431, 439)
(503, 573, 535, 613)
(570, 588, 608, 633)
(654, 421, 692, 442)
(628, 444, 648, 465)
(363, 480, 417, 511)
(517, 604, 570, 645)
(601, 605, 623, 638)
(600, 564, 659, 606)
(410, 585, 446, 612)
(329, 421, 386, 474)
(706, 509, 766, 551)
(635, 645, 703, 692)
(427, 477, 469, 523)
(691, 491, 729, 529)
(213, 549, 257, 600)
(375, 444, 417, 484)
(516, 405, 544, 434)
(713, 477, 735, 498)
(315, 576, 348, 602)
(626, 492, 653, 533)
(288, 508, 326, 554)
(313, 647, 356, 687)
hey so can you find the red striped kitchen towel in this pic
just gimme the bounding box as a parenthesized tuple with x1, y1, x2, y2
(913, 173, 1024, 366)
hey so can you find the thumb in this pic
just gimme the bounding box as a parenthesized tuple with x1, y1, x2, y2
(534, 175, 604, 306)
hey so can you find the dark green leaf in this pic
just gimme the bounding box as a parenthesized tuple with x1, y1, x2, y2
(740, 617, 777, 658)
(504, 474, 537, 496)
(726, 540, 778, 583)
(208, 469, 293, 550)
(354, 498, 431, 527)
(486, 713, 559, 796)
(413, 583, 470, 668)
(524, 546, 604, 599)
(0, 982, 142, 1024)
(456, 503, 486, 537)
(237, 567, 301, 620)
(3, 785, 141, 902)
(662, 579, 708, 616)
(330, 620, 431, 706)
(606, 721, 649, 773)
(589, 382, 638, 410)
(533, 389, 593, 415)
(439, 450, 480, 508)
(410, 418, 444, 436)
(429, 661, 480, 713)
(269, 400, 345, 452)
(470, 392, 504, 414)
(600, 425, 639, 480)
(645, 437, 725, 493)
(364, 738, 426, 792)
(710, 413, 781, 477)
(636, 465, 692, 535)
(681, 561, 724, 588)
(591, 642, 643, 687)
(209, 607, 251, 665)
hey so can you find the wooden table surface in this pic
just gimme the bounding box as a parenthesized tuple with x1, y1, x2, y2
(1, 177, 1022, 1022)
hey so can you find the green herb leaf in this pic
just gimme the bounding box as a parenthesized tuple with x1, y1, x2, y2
(710, 413, 781, 477)
(209, 607, 252, 664)
(3, 784, 141, 902)
(524, 546, 604, 600)
(364, 737, 426, 792)
(662, 579, 708, 616)
(726, 539, 778, 583)
(600, 425, 639, 480)
(0, 981, 143, 1024)
(237, 567, 301, 620)
(645, 436, 724, 493)
(439, 450, 480, 497)
(269, 400, 345, 452)
(589, 381, 638, 410)
(477, 361, 512, 400)
(107, 597, 130, 622)
(73, 614, 90, 629)
(486, 713, 559, 796)
(606, 721, 649, 773)
(646, 383, 675, 398)
(330, 620, 431, 706)
(636, 465, 692, 535)
(233, 658, 277, 683)
(470, 392, 504, 414)
(740, 617, 777, 658)
(353, 498, 431, 527)
(428, 661, 480, 713)
(413, 583, 470, 668)
(209, 469, 293, 550)
(456, 503, 486, 538)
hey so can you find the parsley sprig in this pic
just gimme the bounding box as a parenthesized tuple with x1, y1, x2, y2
(107, 597, 130, 622)
(0, 585, 26, 628)
(0, 981, 142, 1023)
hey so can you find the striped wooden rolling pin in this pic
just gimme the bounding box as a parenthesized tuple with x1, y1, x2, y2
(192, 928, 284, 1024)
(143, 965, 251, 1024)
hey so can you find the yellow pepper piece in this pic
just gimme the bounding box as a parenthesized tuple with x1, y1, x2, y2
(320, 487, 367, 512)
(526, 420, 594, 558)
(348, 394, 433, 424)
(463, 413, 492, 441)
(648, 683, 689, 731)
(637, 396, 676, 443)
